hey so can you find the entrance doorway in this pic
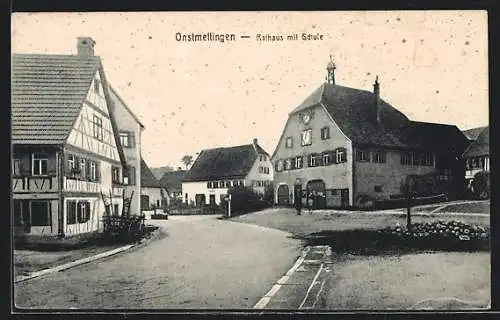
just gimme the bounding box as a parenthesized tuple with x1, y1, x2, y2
(195, 194, 206, 207)
(141, 195, 150, 211)
(306, 180, 327, 209)
(277, 184, 290, 206)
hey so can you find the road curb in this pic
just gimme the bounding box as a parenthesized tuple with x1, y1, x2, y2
(14, 244, 135, 283)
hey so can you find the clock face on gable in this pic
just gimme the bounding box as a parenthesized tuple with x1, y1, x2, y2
(301, 111, 313, 125)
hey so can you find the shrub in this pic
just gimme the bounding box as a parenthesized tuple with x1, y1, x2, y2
(226, 185, 271, 217)
(472, 171, 490, 199)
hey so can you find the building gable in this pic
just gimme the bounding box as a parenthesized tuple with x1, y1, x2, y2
(66, 69, 120, 162)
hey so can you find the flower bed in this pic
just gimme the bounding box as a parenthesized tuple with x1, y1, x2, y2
(306, 220, 490, 253)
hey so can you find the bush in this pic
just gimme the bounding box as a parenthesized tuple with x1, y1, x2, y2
(307, 220, 490, 253)
(226, 185, 272, 217)
(472, 171, 490, 199)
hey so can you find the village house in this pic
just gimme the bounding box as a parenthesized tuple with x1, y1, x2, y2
(11, 37, 131, 244)
(140, 158, 168, 211)
(462, 126, 490, 194)
(182, 139, 274, 206)
(271, 56, 469, 209)
(108, 86, 145, 216)
(159, 168, 187, 205)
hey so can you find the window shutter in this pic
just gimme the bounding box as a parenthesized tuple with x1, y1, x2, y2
(64, 154, 71, 175)
(47, 155, 57, 175)
(95, 162, 101, 182)
(129, 132, 135, 148)
(341, 148, 347, 163)
(20, 154, 30, 175)
(86, 160, 92, 181)
(130, 166, 136, 185)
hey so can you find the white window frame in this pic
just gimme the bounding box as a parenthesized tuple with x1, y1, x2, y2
(301, 129, 312, 146)
(310, 154, 317, 167)
(12, 158, 21, 176)
(68, 154, 75, 169)
(285, 137, 293, 148)
(90, 162, 97, 181)
(323, 153, 331, 165)
(285, 159, 292, 170)
(92, 115, 103, 141)
(295, 156, 302, 169)
(277, 160, 284, 171)
(336, 150, 345, 164)
(119, 132, 130, 148)
(32, 153, 48, 176)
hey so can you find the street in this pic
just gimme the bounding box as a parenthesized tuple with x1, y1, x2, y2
(14, 215, 303, 309)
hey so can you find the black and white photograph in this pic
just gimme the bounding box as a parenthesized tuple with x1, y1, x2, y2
(11, 10, 490, 311)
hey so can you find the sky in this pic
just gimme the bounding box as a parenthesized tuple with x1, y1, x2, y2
(12, 11, 489, 168)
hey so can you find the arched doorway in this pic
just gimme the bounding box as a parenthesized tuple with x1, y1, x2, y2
(306, 180, 326, 209)
(277, 184, 290, 206)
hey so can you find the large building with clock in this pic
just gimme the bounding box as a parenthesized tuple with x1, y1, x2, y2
(271, 56, 469, 209)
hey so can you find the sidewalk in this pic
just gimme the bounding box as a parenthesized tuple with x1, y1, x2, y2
(254, 245, 331, 310)
(14, 226, 162, 283)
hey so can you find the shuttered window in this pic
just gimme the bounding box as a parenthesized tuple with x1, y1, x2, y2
(335, 148, 347, 164)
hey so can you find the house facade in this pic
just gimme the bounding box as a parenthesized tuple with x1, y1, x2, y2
(272, 57, 469, 209)
(182, 139, 274, 206)
(108, 86, 145, 215)
(462, 126, 490, 185)
(140, 158, 168, 211)
(12, 37, 130, 244)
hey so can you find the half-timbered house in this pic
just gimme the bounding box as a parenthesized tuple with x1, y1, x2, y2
(12, 37, 130, 244)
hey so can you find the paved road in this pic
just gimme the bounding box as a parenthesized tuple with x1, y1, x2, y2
(14, 215, 303, 309)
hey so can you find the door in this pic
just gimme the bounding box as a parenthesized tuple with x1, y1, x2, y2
(209, 194, 216, 205)
(307, 180, 327, 209)
(141, 195, 150, 211)
(195, 194, 206, 207)
(277, 185, 289, 205)
(340, 189, 349, 208)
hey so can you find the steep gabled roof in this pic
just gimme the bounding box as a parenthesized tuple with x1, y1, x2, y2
(11, 54, 100, 144)
(108, 86, 145, 129)
(463, 126, 488, 141)
(290, 83, 411, 147)
(463, 126, 489, 158)
(159, 170, 186, 193)
(183, 142, 268, 182)
(286, 82, 468, 155)
(140, 158, 163, 188)
(387, 121, 470, 155)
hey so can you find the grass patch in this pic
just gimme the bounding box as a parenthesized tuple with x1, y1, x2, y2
(437, 202, 490, 214)
(319, 252, 490, 310)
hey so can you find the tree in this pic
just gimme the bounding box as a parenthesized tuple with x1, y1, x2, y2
(472, 171, 490, 199)
(181, 155, 193, 170)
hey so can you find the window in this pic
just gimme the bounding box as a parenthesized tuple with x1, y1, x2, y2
(114, 204, 119, 215)
(112, 166, 121, 184)
(466, 159, 472, 170)
(259, 166, 263, 173)
(239, 180, 245, 186)
(67, 155, 75, 170)
(264, 167, 270, 174)
(12, 158, 21, 176)
(321, 127, 330, 140)
(374, 186, 383, 193)
(124, 166, 136, 185)
(260, 155, 266, 161)
(285, 137, 293, 148)
(32, 153, 48, 176)
(309, 154, 318, 167)
(225, 181, 231, 188)
(295, 156, 303, 169)
(276, 160, 284, 172)
(285, 159, 292, 170)
(94, 79, 101, 94)
(232, 180, 239, 187)
(80, 159, 86, 177)
(357, 150, 370, 162)
(400, 152, 411, 165)
(78, 201, 91, 223)
(92, 115, 103, 140)
(424, 152, 434, 166)
(30, 201, 51, 226)
(372, 151, 386, 164)
(322, 153, 331, 166)
(301, 129, 312, 146)
(90, 162, 97, 181)
(119, 132, 135, 148)
(206, 182, 211, 188)
(218, 181, 224, 188)
(335, 149, 347, 164)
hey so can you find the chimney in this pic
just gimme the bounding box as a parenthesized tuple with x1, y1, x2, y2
(77, 37, 96, 57)
(177, 167, 182, 171)
(373, 75, 381, 124)
(253, 138, 258, 146)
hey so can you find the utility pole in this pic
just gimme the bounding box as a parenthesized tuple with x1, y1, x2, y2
(406, 176, 412, 232)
